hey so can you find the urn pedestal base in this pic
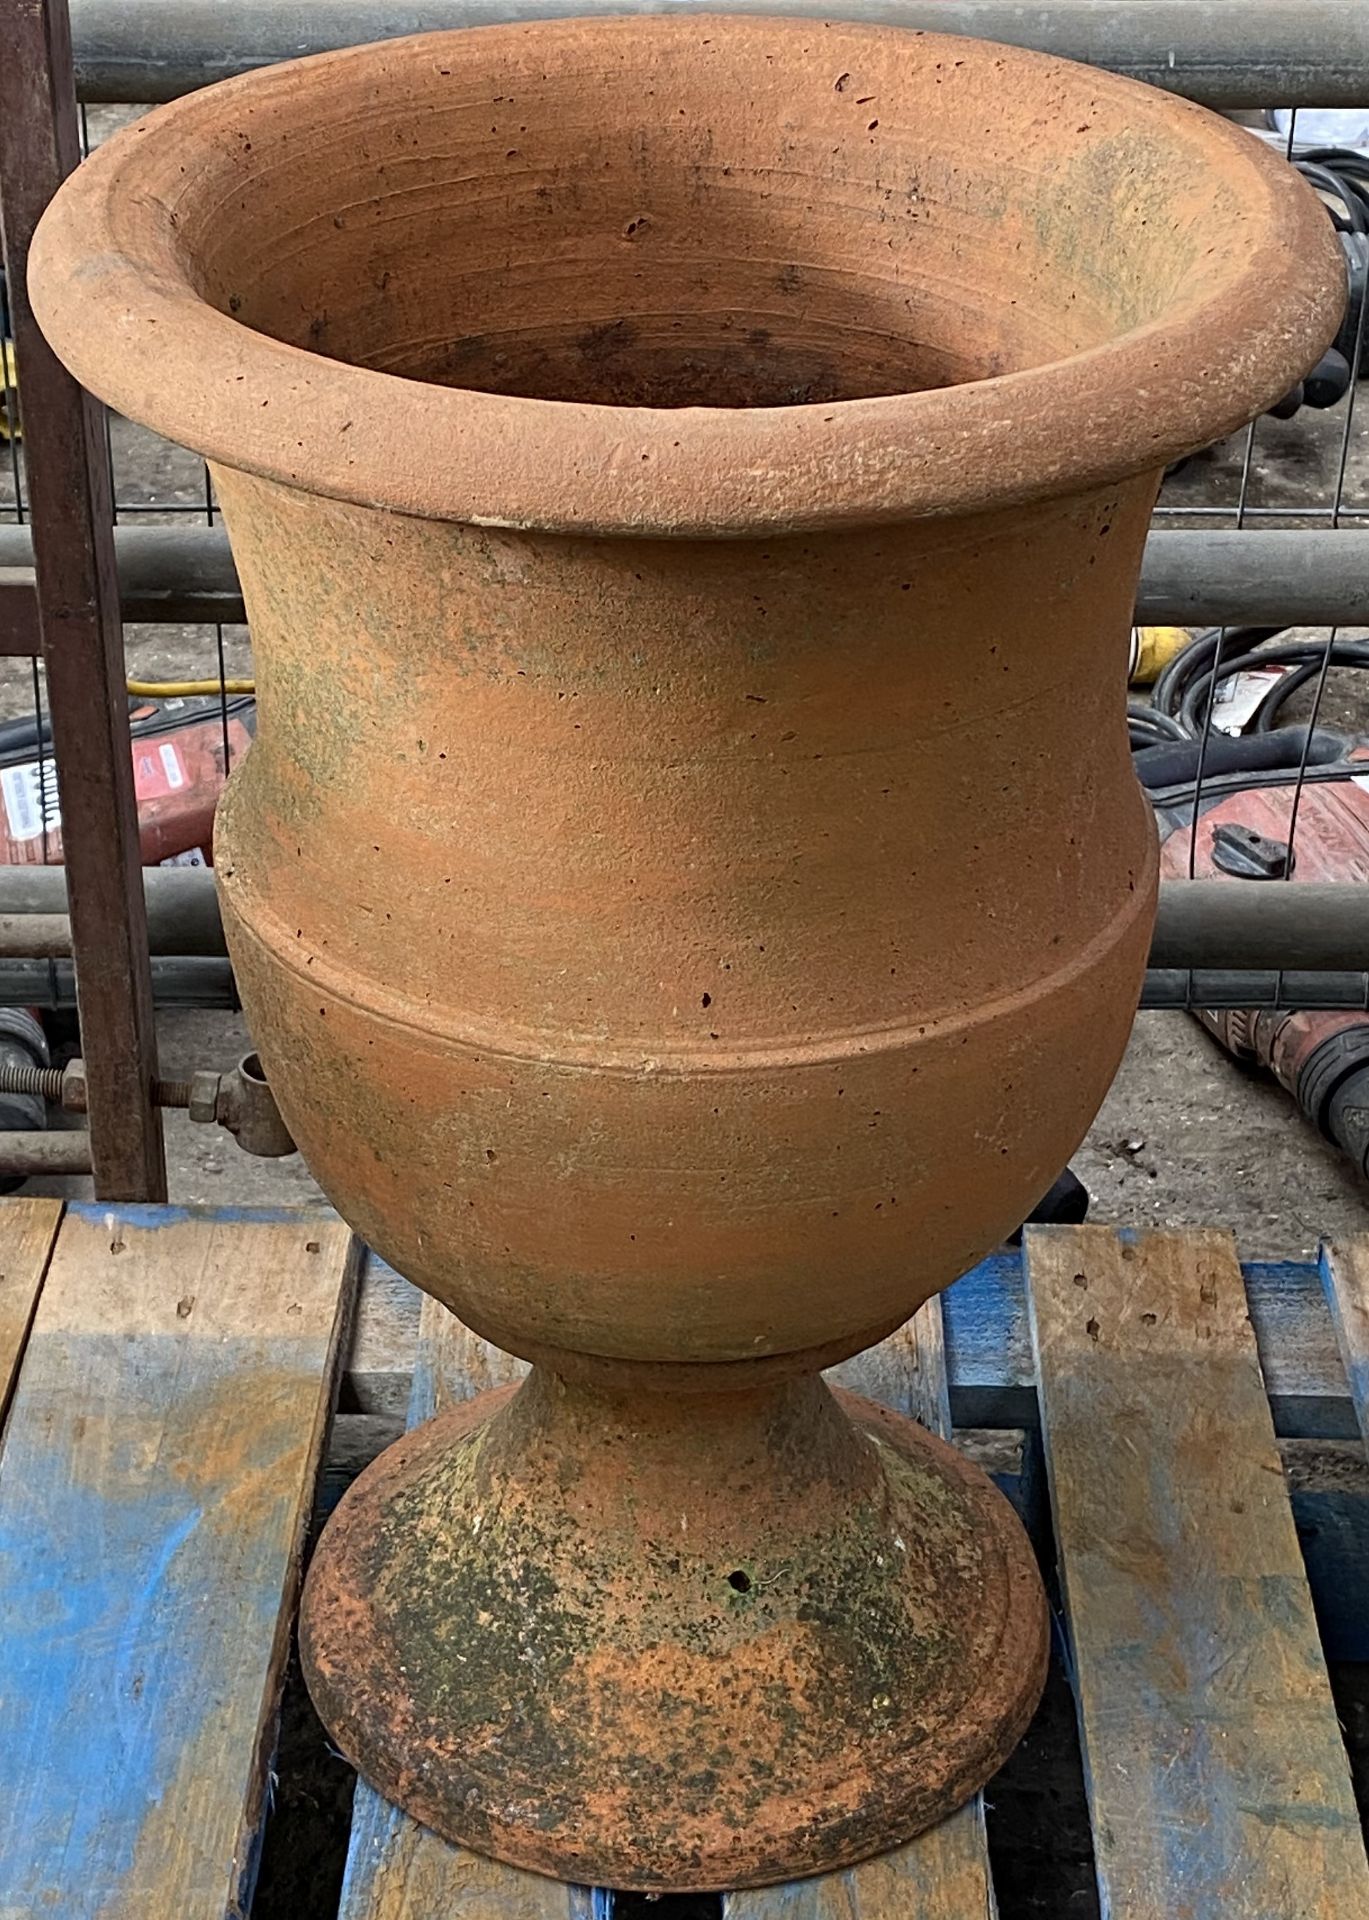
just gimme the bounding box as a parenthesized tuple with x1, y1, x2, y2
(300, 1367, 1047, 1891)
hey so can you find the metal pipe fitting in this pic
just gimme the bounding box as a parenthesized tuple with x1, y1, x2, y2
(1149, 882, 1369, 973)
(65, 0, 1369, 108)
(6, 525, 1369, 631)
(185, 1051, 297, 1156)
(0, 1131, 93, 1176)
(0, 866, 228, 957)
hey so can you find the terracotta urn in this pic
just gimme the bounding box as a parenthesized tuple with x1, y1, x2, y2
(32, 16, 1341, 1891)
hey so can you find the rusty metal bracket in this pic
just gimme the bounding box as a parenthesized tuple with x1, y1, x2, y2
(183, 1053, 296, 1157)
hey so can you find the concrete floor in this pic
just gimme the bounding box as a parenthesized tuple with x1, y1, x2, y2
(1084, 1011, 1369, 1254)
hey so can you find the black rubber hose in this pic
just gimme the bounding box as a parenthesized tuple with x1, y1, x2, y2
(0, 713, 54, 760)
(1151, 627, 1282, 725)
(1142, 760, 1368, 810)
(1178, 639, 1369, 736)
(1249, 646, 1369, 731)
(1129, 701, 1189, 749)
(1298, 149, 1369, 196)
(1298, 159, 1369, 232)
(1132, 726, 1347, 791)
(1250, 659, 1325, 731)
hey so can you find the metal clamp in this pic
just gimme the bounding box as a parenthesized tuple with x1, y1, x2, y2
(0, 1048, 297, 1157)
(183, 1052, 296, 1157)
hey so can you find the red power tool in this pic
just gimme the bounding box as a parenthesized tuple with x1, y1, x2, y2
(0, 694, 253, 868)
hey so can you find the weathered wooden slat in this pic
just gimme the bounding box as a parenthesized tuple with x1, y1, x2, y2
(725, 1303, 998, 1920)
(338, 1811, 601, 1920)
(829, 1297, 952, 1437)
(342, 1250, 1358, 1441)
(723, 1837, 996, 1920)
(426, 1295, 527, 1411)
(0, 1202, 357, 1918)
(1027, 1225, 1369, 1920)
(341, 1252, 422, 1414)
(0, 1195, 63, 1429)
(338, 1297, 601, 1920)
(938, 1252, 1355, 1440)
(1322, 1239, 1369, 1451)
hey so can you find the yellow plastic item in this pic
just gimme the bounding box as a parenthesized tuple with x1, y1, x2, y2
(127, 677, 255, 697)
(0, 338, 18, 441)
(1129, 625, 1191, 686)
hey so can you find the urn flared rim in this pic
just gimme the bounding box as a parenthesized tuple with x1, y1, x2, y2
(31, 14, 1344, 536)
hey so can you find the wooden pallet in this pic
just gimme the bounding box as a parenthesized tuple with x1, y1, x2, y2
(1, 1201, 1367, 1918)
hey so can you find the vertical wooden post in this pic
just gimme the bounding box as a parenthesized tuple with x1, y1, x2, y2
(0, 0, 165, 1198)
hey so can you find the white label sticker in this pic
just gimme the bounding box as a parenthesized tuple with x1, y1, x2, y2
(158, 741, 187, 790)
(0, 761, 60, 843)
(160, 847, 208, 867)
(1211, 667, 1289, 736)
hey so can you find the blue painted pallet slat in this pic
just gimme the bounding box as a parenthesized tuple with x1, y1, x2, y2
(349, 1248, 1358, 1440)
(0, 1202, 358, 1919)
(1026, 1224, 1369, 1920)
(1322, 1241, 1369, 1451)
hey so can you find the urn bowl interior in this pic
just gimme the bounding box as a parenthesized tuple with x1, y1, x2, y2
(169, 20, 1319, 408)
